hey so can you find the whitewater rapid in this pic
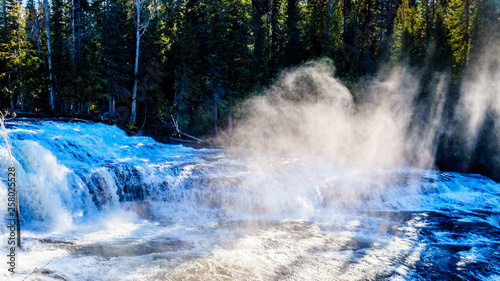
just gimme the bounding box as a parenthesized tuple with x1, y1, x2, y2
(1, 119, 499, 280)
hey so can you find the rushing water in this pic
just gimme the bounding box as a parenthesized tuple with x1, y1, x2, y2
(0, 119, 499, 280)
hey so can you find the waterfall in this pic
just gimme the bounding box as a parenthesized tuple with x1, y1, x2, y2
(1, 119, 498, 229)
(1, 119, 499, 280)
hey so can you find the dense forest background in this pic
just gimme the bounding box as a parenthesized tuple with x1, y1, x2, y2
(1, 0, 500, 178)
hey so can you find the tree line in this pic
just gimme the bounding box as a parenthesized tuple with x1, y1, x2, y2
(1, 0, 499, 135)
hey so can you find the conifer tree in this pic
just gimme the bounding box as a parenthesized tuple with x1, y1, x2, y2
(445, 0, 477, 76)
(284, 0, 303, 66)
(99, 0, 132, 112)
(0, 0, 22, 108)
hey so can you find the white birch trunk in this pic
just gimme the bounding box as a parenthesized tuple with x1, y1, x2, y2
(43, 0, 54, 112)
(130, 0, 157, 124)
(130, 0, 142, 123)
(71, 0, 75, 63)
(131, 1, 140, 123)
(109, 96, 115, 112)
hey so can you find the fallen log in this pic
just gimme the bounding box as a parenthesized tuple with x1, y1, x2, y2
(161, 120, 210, 144)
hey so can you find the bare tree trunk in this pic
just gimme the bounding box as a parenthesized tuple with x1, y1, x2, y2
(74, 0, 82, 64)
(43, 0, 54, 112)
(180, 65, 185, 108)
(269, 0, 273, 46)
(214, 101, 218, 135)
(130, 0, 142, 124)
(109, 97, 116, 112)
(227, 111, 233, 133)
(131, 13, 140, 123)
(130, 0, 157, 124)
(8, 74, 13, 108)
(71, 0, 75, 64)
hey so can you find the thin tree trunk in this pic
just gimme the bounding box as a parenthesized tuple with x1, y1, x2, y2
(109, 97, 115, 112)
(131, 0, 141, 124)
(35, 9, 42, 57)
(269, 0, 273, 45)
(180, 65, 185, 108)
(214, 99, 218, 135)
(71, 0, 75, 64)
(9, 74, 13, 108)
(130, 0, 157, 124)
(43, 0, 54, 112)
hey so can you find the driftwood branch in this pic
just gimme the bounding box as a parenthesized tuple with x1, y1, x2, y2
(161, 119, 209, 144)
(22, 258, 54, 281)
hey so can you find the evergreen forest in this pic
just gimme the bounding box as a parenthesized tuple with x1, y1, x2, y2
(1, 0, 499, 179)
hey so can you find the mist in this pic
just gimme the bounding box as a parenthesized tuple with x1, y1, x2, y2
(226, 60, 436, 171)
(459, 43, 500, 144)
(225, 48, 499, 178)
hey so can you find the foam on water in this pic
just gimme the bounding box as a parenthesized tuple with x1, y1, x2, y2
(0, 119, 499, 280)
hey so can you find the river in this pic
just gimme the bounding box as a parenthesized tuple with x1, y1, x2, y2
(1, 119, 499, 280)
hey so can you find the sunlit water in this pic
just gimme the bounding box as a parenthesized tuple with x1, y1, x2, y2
(1, 119, 499, 280)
